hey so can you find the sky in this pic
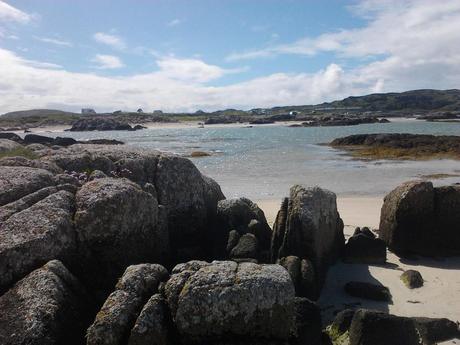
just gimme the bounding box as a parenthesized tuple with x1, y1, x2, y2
(0, 0, 460, 113)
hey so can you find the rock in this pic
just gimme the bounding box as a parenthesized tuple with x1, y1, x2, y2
(0, 190, 76, 291)
(413, 317, 460, 344)
(0, 155, 62, 173)
(88, 169, 108, 180)
(87, 264, 168, 345)
(348, 309, 422, 345)
(189, 151, 211, 157)
(74, 178, 166, 294)
(329, 309, 356, 338)
(343, 234, 387, 264)
(132, 124, 147, 130)
(344, 282, 392, 302)
(278, 256, 301, 291)
(0, 138, 23, 152)
(0, 166, 55, 206)
(0, 132, 23, 143)
(230, 233, 258, 260)
(353, 227, 375, 239)
(0, 260, 89, 345)
(214, 198, 271, 261)
(53, 136, 78, 146)
(299, 258, 318, 300)
(69, 118, 134, 131)
(400, 270, 424, 289)
(83, 139, 125, 145)
(291, 297, 322, 345)
(226, 229, 240, 253)
(272, 185, 345, 296)
(164, 261, 295, 343)
(24, 133, 55, 144)
(379, 181, 460, 255)
(128, 294, 170, 345)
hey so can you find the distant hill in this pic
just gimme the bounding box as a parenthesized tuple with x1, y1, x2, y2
(314, 89, 460, 112)
(1, 109, 78, 119)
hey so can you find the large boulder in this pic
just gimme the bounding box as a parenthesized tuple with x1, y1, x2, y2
(213, 197, 271, 262)
(379, 181, 460, 255)
(0, 260, 90, 345)
(343, 233, 386, 264)
(271, 185, 344, 296)
(0, 166, 55, 206)
(163, 260, 295, 343)
(348, 310, 422, 345)
(0, 190, 76, 291)
(87, 264, 168, 345)
(0, 138, 22, 152)
(74, 178, 166, 294)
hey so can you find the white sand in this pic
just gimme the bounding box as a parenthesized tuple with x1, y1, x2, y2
(256, 196, 460, 338)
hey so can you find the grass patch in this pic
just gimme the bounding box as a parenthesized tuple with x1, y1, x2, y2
(0, 147, 39, 160)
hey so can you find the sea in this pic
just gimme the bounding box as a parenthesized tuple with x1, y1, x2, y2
(50, 118, 460, 200)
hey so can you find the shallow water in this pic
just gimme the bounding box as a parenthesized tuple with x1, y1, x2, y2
(50, 118, 460, 199)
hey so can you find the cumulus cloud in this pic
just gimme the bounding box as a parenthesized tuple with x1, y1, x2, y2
(0, 1, 31, 23)
(93, 32, 125, 50)
(35, 36, 72, 47)
(91, 54, 124, 69)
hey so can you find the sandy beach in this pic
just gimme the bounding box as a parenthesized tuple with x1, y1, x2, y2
(257, 196, 460, 340)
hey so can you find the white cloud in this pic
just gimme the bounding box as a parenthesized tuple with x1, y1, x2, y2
(91, 54, 124, 69)
(167, 19, 181, 27)
(35, 36, 72, 47)
(0, 1, 31, 23)
(93, 32, 125, 49)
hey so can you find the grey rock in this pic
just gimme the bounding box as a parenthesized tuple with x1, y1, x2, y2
(0, 166, 55, 206)
(349, 309, 422, 345)
(0, 260, 88, 345)
(272, 185, 345, 295)
(343, 234, 387, 264)
(278, 256, 301, 291)
(413, 317, 459, 344)
(87, 264, 168, 345)
(226, 229, 240, 253)
(74, 178, 166, 293)
(291, 297, 322, 345)
(164, 260, 295, 343)
(344, 281, 392, 302)
(299, 258, 317, 300)
(230, 233, 258, 259)
(128, 294, 170, 345)
(0, 138, 22, 152)
(433, 185, 460, 253)
(0, 190, 76, 291)
(400, 270, 424, 289)
(0, 155, 63, 173)
(89, 169, 108, 180)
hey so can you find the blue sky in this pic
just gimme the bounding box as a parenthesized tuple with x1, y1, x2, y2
(1, 0, 460, 113)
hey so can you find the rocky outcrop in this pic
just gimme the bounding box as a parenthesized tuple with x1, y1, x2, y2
(87, 264, 169, 345)
(301, 116, 386, 127)
(271, 185, 344, 298)
(379, 181, 460, 255)
(69, 118, 138, 131)
(0, 260, 90, 345)
(213, 197, 271, 262)
(163, 261, 296, 344)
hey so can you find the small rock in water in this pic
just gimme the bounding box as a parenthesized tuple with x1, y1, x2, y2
(400, 270, 424, 289)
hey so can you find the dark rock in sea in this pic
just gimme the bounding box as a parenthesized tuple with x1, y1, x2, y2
(214, 198, 271, 262)
(83, 138, 125, 145)
(0, 132, 23, 143)
(69, 118, 138, 131)
(0, 260, 90, 345)
(24, 133, 55, 144)
(344, 281, 392, 302)
(128, 293, 171, 345)
(291, 297, 322, 345)
(249, 118, 275, 124)
(400, 270, 424, 289)
(271, 185, 345, 298)
(343, 233, 387, 264)
(53, 136, 78, 146)
(379, 181, 460, 256)
(133, 124, 147, 130)
(87, 264, 168, 345)
(230, 233, 258, 260)
(348, 309, 422, 345)
(302, 116, 384, 127)
(163, 260, 295, 343)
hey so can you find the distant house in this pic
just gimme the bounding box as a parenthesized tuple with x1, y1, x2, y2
(81, 108, 96, 114)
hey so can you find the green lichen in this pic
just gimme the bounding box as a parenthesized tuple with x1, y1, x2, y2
(326, 325, 350, 345)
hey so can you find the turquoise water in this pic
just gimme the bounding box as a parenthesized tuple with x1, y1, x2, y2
(50, 119, 460, 199)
